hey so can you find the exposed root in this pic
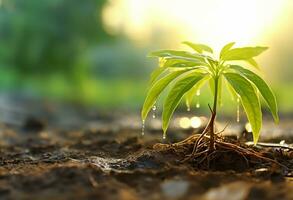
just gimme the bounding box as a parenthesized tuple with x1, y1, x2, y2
(153, 133, 289, 171)
(153, 100, 289, 170)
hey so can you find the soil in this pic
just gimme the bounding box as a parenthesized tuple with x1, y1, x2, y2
(0, 108, 292, 200)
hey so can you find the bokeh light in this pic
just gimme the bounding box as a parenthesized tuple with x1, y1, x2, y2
(190, 117, 202, 129)
(179, 117, 191, 129)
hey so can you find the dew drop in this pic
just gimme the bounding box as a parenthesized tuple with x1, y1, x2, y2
(163, 133, 166, 140)
(196, 89, 201, 96)
(152, 104, 157, 119)
(196, 101, 200, 108)
(196, 89, 200, 108)
(186, 102, 191, 112)
(236, 98, 240, 122)
(141, 120, 145, 136)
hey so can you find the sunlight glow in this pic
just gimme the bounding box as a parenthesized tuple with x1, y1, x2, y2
(103, 0, 287, 51)
(190, 116, 202, 128)
(178, 116, 202, 129)
(179, 117, 190, 129)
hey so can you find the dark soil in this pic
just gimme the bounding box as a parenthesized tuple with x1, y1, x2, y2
(0, 111, 292, 200)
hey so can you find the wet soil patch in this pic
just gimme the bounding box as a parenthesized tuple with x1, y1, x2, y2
(0, 120, 292, 200)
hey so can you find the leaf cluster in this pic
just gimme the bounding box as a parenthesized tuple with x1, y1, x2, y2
(142, 42, 278, 143)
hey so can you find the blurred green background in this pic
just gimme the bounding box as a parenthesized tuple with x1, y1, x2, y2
(0, 0, 293, 114)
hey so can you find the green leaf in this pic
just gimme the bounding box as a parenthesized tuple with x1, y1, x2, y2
(149, 67, 167, 86)
(222, 47, 268, 61)
(229, 65, 279, 123)
(225, 78, 238, 101)
(185, 75, 210, 108)
(246, 58, 259, 69)
(225, 73, 262, 144)
(162, 73, 205, 133)
(218, 75, 223, 106)
(148, 50, 205, 61)
(163, 58, 207, 68)
(142, 70, 190, 120)
(182, 41, 213, 53)
(220, 42, 235, 59)
(206, 57, 218, 67)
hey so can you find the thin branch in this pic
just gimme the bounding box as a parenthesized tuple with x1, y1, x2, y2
(208, 103, 213, 114)
(215, 123, 229, 135)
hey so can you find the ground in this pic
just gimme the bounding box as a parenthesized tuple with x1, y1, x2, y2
(0, 105, 292, 200)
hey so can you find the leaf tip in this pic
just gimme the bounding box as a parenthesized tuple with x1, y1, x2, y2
(162, 126, 167, 136)
(259, 46, 269, 52)
(253, 135, 259, 145)
(141, 110, 146, 121)
(162, 131, 167, 139)
(147, 52, 155, 58)
(274, 115, 280, 124)
(252, 126, 261, 145)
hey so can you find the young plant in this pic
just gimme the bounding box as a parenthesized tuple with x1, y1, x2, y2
(142, 42, 278, 152)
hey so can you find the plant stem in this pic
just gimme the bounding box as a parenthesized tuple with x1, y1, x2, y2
(209, 76, 219, 152)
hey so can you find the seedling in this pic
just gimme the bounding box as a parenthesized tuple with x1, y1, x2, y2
(142, 42, 278, 155)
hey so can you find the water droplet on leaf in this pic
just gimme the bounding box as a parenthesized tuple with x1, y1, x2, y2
(195, 89, 200, 108)
(236, 97, 240, 122)
(141, 120, 145, 136)
(163, 133, 166, 140)
(196, 89, 201, 96)
(196, 102, 200, 108)
(186, 102, 191, 112)
(152, 104, 157, 118)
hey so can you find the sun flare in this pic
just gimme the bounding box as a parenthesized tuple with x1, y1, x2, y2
(103, 0, 287, 51)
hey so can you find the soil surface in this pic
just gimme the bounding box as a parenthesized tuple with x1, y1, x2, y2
(0, 105, 292, 200)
